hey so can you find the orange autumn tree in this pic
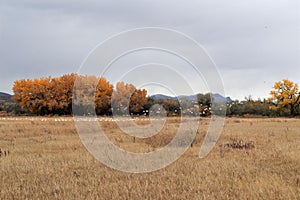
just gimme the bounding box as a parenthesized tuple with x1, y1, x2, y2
(13, 77, 52, 114)
(269, 79, 300, 116)
(95, 77, 113, 115)
(72, 75, 98, 115)
(50, 74, 76, 114)
(129, 88, 147, 114)
(112, 81, 147, 115)
(72, 75, 114, 115)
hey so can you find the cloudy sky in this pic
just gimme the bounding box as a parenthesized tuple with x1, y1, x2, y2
(0, 0, 299, 100)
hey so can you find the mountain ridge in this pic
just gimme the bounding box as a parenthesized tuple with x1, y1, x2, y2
(0, 92, 12, 97)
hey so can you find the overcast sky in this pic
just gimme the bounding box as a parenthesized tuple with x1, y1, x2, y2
(0, 0, 299, 100)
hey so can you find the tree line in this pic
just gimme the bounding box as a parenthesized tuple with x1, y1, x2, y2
(2, 75, 298, 117)
(227, 79, 300, 117)
(12, 74, 147, 116)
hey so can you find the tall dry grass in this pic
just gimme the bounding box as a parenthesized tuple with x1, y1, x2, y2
(0, 117, 299, 199)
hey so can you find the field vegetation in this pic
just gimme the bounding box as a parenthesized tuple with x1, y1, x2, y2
(1, 117, 299, 199)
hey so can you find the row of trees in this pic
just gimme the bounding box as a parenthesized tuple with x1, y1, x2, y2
(14, 74, 76, 115)
(13, 74, 147, 115)
(227, 79, 300, 117)
(10, 76, 300, 117)
(226, 98, 277, 116)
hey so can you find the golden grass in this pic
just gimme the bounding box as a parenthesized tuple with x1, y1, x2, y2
(0, 117, 300, 199)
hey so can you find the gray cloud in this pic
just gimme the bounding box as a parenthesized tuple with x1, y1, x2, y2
(0, 0, 299, 100)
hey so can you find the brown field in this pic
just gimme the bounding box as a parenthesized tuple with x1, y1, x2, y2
(0, 117, 300, 199)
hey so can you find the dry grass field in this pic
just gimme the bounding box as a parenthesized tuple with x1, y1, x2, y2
(0, 117, 299, 199)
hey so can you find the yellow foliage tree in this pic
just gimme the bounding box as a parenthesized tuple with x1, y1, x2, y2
(50, 74, 76, 114)
(95, 77, 113, 115)
(269, 79, 300, 116)
(13, 77, 52, 114)
(112, 81, 147, 115)
(129, 88, 147, 113)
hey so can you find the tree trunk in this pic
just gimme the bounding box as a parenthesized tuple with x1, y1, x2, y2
(290, 103, 295, 116)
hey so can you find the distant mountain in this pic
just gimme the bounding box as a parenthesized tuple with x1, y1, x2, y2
(213, 93, 233, 103)
(151, 93, 232, 103)
(151, 94, 177, 101)
(0, 92, 12, 97)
